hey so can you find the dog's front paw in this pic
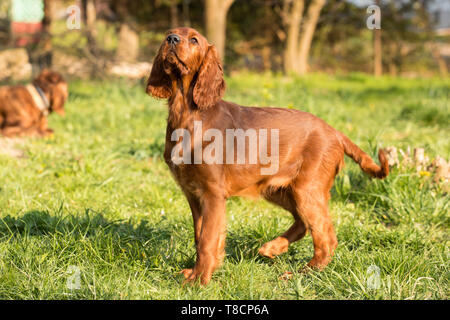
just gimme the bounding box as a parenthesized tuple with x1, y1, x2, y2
(40, 128, 54, 138)
(180, 267, 212, 286)
(179, 268, 193, 279)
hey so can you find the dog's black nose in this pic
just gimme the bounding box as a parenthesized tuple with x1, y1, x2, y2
(167, 34, 180, 45)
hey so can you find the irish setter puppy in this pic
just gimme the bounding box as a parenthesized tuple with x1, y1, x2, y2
(146, 27, 388, 285)
(0, 69, 68, 137)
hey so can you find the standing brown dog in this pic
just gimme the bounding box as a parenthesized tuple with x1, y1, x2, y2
(146, 27, 389, 285)
(0, 69, 68, 137)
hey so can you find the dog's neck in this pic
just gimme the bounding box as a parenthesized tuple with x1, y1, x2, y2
(167, 74, 197, 129)
(26, 83, 51, 115)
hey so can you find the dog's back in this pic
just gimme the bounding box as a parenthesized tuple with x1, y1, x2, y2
(0, 85, 36, 126)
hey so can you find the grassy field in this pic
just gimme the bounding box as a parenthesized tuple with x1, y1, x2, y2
(0, 73, 448, 299)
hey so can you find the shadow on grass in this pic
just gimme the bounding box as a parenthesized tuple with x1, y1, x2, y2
(0, 210, 170, 240)
(114, 140, 165, 160)
(0, 210, 181, 270)
(335, 84, 449, 103)
(398, 102, 449, 128)
(331, 168, 394, 219)
(225, 228, 312, 266)
(0, 209, 296, 269)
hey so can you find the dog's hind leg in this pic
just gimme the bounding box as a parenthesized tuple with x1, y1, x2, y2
(291, 185, 337, 270)
(1, 126, 25, 137)
(259, 188, 307, 259)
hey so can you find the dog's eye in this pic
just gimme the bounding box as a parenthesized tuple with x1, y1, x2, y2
(190, 37, 198, 44)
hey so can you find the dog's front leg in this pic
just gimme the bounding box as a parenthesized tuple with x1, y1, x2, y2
(180, 194, 202, 279)
(184, 192, 226, 285)
(38, 117, 54, 136)
(186, 193, 202, 246)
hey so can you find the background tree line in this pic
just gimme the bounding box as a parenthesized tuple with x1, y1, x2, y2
(0, 0, 448, 77)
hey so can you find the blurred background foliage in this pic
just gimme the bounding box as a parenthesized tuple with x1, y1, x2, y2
(0, 0, 448, 80)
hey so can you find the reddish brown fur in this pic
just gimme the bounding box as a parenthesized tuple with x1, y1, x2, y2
(0, 69, 68, 137)
(147, 28, 389, 285)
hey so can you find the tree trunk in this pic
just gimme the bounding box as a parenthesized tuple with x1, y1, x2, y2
(115, 0, 139, 62)
(42, 0, 52, 36)
(431, 44, 448, 77)
(116, 23, 139, 62)
(182, 0, 191, 27)
(261, 46, 272, 71)
(41, 0, 53, 67)
(85, 0, 96, 27)
(297, 0, 325, 75)
(82, 0, 97, 53)
(282, 0, 304, 73)
(373, 28, 382, 76)
(170, 0, 179, 28)
(280, 0, 325, 75)
(205, 0, 235, 61)
(373, 0, 382, 76)
(387, 41, 397, 76)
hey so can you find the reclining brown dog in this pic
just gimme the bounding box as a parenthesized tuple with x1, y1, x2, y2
(146, 27, 389, 285)
(0, 69, 68, 137)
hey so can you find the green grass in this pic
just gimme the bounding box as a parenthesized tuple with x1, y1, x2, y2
(0, 73, 448, 299)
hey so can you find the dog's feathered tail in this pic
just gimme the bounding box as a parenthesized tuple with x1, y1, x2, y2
(339, 133, 389, 179)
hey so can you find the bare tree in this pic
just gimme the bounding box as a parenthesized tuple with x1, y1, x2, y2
(297, 0, 325, 74)
(42, 0, 52, 37)
(282, 0, 304, 73)
(41, 0, 53, 67)
(114, 0, 139, 62)
(430, 43, 448, 77)
(204, 0, 235, 61)
(84, 0, 97, 35)
(373, 0, 382, 76)
(82, 0, 98, 53)
(182, 0, 191, 27)
(373, 28, 382, 76)
(279, 0, 326, 75)
(170, 0, 179, 28)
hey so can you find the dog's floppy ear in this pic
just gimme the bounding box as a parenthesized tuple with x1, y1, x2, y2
(33, 69, 63, 88)
(193, 45, 225, 109)
(42, 69, 64, 84)
(49, 83, 67, 116)
(146, 46, 172, 99)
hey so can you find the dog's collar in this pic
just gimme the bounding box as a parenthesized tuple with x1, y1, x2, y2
(25, 84, 50, 116)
